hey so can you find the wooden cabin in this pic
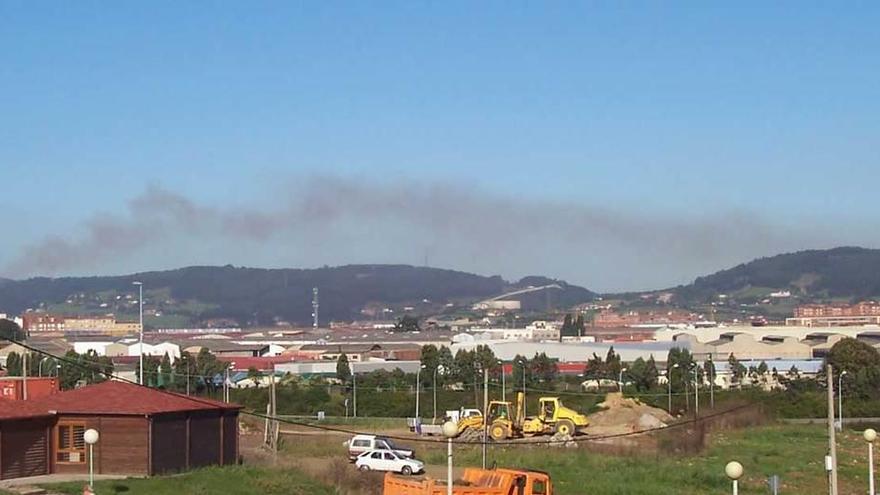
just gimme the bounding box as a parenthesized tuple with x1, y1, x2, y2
(0, 399, 54, 480)
(29, 381, 240, 476)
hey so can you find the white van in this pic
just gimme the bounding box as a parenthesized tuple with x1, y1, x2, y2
(347, 434, 414, 461)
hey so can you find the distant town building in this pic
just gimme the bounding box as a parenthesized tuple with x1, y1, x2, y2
(592, 309, 700, 328)
(788, 301, 880, 326)
(21, 311, 141, 336)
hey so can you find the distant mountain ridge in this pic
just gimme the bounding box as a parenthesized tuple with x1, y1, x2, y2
(674, 247, 880, 302)
(0, 265, 596, 326)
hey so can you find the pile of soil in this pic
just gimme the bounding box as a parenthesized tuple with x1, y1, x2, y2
(586, 392, 674, 436)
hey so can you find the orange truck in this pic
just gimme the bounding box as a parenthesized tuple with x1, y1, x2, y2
(383, 467, 552, 495)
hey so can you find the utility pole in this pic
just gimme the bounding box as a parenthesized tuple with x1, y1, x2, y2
(133, 281, 144, 385)
(827, 364, 839, 495)
(709, 355, 715, 409)
(269, 364, 278, 454)
(22, 351, 28, 400)
(312, 288, 319, 329)
(353, 372, 357, 418)
(482, 368, 488, 469)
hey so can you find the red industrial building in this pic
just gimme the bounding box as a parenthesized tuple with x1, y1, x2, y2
(0, 377, 60, 401)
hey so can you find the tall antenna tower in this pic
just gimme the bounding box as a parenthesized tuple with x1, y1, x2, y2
(311, 287, 319, 329)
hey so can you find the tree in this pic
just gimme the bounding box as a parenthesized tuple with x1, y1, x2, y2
(645, 355, 659, 390)
(604, 347, 622, 380)
(531, 352, 558, 383)
(394, 315, 421, 333)
(727, 353, 747, 388)
(195, 348, 224, 392)
(666, 348, 695, 393)
(158, 353, 173, 388)
(247, 367, 264, 387)
(420, 345, 439, 385)
(574, 314, 585, 337)
(0, 319, 24, 341)
(336, 353, 352, 384)
(474, 345, 499, 376)
(584, 353, 605, 380)
(174, 351, 197, 393)
(138, 356, 161, 386)
(826, 338, 880, 399)
(452, 349, 476, 385)
(560, 314, 575, 338)
(6, 352, 21, 376)
(437, 346, 454, 386)
(703, 359, 716, 387)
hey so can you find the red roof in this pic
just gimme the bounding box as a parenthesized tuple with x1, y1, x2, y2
(30, 380, 241, 416)
(0, 397, 55, 421)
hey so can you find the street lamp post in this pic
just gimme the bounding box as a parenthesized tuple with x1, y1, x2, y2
(353, 372, 358, 418)
(838, 371, 848, 431)
(84, 429, 100, 492)
(694, 364, 700, 417)
(667, 363, 679, 414)
(433, 367, 439, 423)
(500, 361, 506, 402)
(519, 358, 527, 417)
(866, 428, 877, 495)
(619, 367, 627, 393)
(708, 355, 715, 409)
(132, 281, 144, 385)
(225, 362, 236, 403)
(726, 461, 743, 495)
(442, 421, 458, 495)
(416, 365, 425, 421)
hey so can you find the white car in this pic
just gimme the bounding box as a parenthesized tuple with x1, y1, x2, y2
(355, 449, 425, 475)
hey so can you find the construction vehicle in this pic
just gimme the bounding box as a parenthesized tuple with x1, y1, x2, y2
(486, 392, 589, 441)
(421, 394, 588, 442)
(418, 408, 485, 439)
(383, 467, 553, 495)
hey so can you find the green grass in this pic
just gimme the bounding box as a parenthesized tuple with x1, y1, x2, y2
(42, 466, 335, 495)
(414, 424, 874, 495)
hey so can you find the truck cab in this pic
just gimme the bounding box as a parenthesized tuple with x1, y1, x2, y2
(383, 467, 553, 495)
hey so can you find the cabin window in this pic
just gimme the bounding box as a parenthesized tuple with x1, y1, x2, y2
(57, 423, 87, 463)
(532, 480, 547, 495)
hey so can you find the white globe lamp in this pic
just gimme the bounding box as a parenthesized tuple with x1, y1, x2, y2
(725, 461, 743, 495)
(84, 429, 100, 445)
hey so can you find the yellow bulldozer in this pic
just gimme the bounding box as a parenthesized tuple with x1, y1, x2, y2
(485, 392, 589, 441)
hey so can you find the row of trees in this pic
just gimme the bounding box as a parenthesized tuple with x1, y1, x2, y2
(136, 349, 229, 393)
(559, 314, 586, 338)
(5, 350, 113, 390)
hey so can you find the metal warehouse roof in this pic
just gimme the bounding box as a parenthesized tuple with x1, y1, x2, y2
(30, 380, 240, 416)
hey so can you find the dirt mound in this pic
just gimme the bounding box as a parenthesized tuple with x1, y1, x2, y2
(587, 392, 674, 436)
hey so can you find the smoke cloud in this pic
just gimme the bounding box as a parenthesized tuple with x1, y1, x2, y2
(3, 177, 819, 290)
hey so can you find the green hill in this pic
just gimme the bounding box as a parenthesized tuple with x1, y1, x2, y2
(674, 246, 880, 303)
(0, 265, 596, 326)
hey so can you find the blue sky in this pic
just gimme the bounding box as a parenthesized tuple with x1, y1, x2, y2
(2, 2, 879, 291)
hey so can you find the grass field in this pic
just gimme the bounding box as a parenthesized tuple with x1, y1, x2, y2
(42, 466, 335, 495)
(417, 424, 873, 494)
